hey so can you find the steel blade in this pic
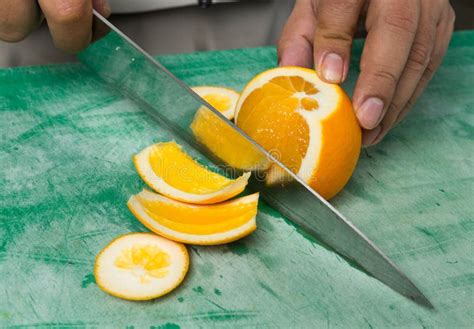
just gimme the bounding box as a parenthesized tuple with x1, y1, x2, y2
(77, 11, 433, 308)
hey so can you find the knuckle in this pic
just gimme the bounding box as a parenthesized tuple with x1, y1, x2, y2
(318, 27, 353, 45)
(323, 0, 362, 14)
(316, 0, 362, 45)
(369, 66, 399, 89)
(53, 0, 88, 25)
(424, 60, 438, 79)
(383, 10, 418, 36)
(406, 41, 431, 71)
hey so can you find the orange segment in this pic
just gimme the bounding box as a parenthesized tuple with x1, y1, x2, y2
(237, 93, 308, 173)
(134, 141, 250, 204)
(235, 67, 361, 199)
(128, 190, 259, 245)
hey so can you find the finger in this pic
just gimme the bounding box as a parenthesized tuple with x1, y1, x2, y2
(0, 0, 42, 42)
(362, 0, 437, 145)
(394, 4, 455, 126)
(365, 6, 455, 146)
(313, 0, 364, 83)
(353, 0, 420, 131)
(277, 0, 316, 68)
(92, 0, 111, 16)
(361, 126, 382, 146)
(38, 0, 93, 53)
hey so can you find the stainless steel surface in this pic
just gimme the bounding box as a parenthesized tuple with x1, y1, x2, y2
(77, 11, 433, 308)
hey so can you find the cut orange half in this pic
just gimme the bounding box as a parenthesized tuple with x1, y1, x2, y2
(134, 141, 250, 204)
(94, 233, 189, 301)
(235, 67, 361, 199)
(192, 86, 239, 120)
(128, 189, 258, 245)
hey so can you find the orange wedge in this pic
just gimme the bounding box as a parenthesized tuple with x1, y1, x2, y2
(192, 86, 239, 119)
(128, 189, 258, 245)
(94, 233, 189, 301)
(235, 67, 361, 199)
(190, 87, 270, 171)
(134, 142, 250, 204)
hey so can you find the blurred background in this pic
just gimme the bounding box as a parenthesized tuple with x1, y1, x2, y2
(0, 0, 473, 67)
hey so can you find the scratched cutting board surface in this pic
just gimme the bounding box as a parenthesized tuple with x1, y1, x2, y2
(1, 31, 473, 328)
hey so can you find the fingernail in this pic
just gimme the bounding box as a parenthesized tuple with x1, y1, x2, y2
(321, 53, 344, 83)
(357, 97, 385, 129)
(362, 126, 382, 147)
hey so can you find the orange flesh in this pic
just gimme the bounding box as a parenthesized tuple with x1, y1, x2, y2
(148, 142, 233, 194)
(237, 76, 319, 173)
(202, 94, 231, 112)
(114, 244, 171, 283)
(137, 195, 258, 235)
(190, 109, 269, 170)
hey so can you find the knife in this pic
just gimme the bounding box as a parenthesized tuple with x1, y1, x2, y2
(78, 10, 433, 308)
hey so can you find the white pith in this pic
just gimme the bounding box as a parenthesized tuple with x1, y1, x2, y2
(138, 188, 259, 207)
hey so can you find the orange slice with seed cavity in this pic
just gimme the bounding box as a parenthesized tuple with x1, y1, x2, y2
(94, 233, 189, 301)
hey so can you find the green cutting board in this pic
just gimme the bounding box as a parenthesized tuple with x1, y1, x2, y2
(1, 31, 473, 328)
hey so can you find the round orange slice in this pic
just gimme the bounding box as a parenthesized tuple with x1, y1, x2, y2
(94, 233, 189, 301)
(128, 189, 258, 245)
(235, 67, 361, 199)
(134, 141, 250, 204)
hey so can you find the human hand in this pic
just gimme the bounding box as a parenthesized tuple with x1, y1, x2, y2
(278, 0, 455, 146)
(0, 0, 111, 53)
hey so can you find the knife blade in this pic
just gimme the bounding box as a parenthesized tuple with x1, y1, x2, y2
(78, 11, 433, 308)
